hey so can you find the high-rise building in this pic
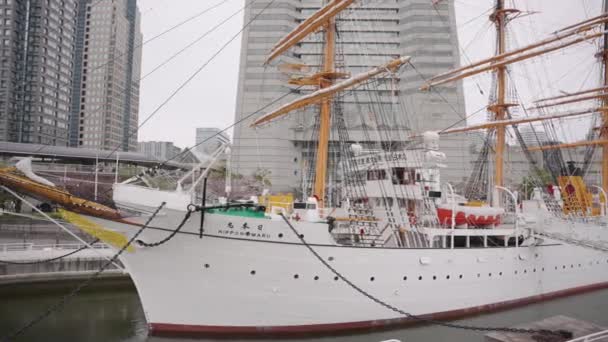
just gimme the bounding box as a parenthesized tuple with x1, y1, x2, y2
(232, 0, 470, 193)
(0, 0, 78, 145)
(138, 141, 181, 161)
(196, 128, 230, 156)
(70, 0, 142, 151)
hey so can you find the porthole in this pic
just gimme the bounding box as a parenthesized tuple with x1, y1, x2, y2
(418, 276, 422, 280)
(570, 264, 574, 269)
(597, 261, 600, 265)
(578, 264, 581, 268)
(299, 234, 305, 239)
(542, 268, 545, 272)
(314, 276, 319, 280)
(515, 270, 518, 275)
(555, 266, 558, 270)
(432, 276, 437, 280)
(477, 273, 480, 278)
(459, 274, 463, 279)
(563, 265, 566, 269)
(278, 233, 283, 238)
(370, 277, 375, 282)
(446, 275, 450, 280)
(499, 272, 503, 276)
(535, 253, 539, 258)
(294, 274, 299, 279)
(250, 270, 256, 275)
(403, 276, 408, 281)
(488, 273, 492, 277)
(533, 268, 536, 273)
(246, 232, 250, 236)
(333, 276, 339, 281)
(204, 264, 210, 269)
(524, 270, 527, 274)
(328, 256, 334, 262)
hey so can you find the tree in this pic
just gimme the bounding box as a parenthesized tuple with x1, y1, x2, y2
(519, 169, 553, 200)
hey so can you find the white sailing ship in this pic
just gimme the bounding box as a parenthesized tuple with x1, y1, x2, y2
(1, 0, 608, 338)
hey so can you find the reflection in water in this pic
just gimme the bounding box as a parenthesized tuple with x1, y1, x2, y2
(1, 287, 607, 342)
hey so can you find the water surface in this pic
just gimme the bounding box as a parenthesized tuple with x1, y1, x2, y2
(1, 287, 607, 341)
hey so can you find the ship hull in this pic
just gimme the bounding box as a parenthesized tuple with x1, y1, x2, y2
(90, 211, 608, 337)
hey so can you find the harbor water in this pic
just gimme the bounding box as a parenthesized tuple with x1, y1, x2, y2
(0, 285, 607, 342)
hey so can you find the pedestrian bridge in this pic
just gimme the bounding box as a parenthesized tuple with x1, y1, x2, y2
(0, 141, 191, 170)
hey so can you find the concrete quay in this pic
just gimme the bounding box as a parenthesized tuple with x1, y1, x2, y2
(0, 243, 129, 289)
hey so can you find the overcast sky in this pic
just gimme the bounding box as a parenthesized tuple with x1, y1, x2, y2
(137, 0, 603, 148)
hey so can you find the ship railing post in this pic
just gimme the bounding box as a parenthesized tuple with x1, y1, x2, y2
(496, 186, 519, 248)
(444, 182, 456, 249)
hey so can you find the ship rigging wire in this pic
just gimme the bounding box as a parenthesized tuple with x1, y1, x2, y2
(32, 0, 234, 154)
(0, 203, 167, 342)
(99, 0, 278, 161)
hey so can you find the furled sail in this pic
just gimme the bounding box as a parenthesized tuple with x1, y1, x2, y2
(252, 56, 411, 127)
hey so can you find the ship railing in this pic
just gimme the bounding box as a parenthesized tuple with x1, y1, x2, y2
(567, 329, 608, 342)
(0, 242, 110, 254)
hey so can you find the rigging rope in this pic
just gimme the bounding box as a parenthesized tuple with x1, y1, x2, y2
(0, 203, 166, 342)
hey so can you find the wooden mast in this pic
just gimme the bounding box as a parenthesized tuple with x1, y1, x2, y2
(491, 0, 510, 195)
(602, 0, 608, 195)
(314, 14, 336, 207)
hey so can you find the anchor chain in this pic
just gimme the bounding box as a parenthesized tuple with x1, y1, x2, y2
(1, 203, 166, 342)
(278, 214, 571, 339)
(136, 204, 196, 247)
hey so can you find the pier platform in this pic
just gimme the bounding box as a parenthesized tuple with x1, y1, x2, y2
(0, 243, 128, 288)
(485, 315, 608, 342)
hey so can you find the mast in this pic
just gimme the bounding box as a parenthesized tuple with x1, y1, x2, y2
(491, 0, 508, 192)
(314, 15, 336, 206)
(602, 0, 608, 195)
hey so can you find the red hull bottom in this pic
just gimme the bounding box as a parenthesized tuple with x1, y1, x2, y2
(149, 281, 608, 338)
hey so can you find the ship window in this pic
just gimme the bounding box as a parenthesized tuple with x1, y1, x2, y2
(334, 276, 339, 281)
(418, 276, 422, 280)
(367, 169, 387, 181)
(570, 264, 574, 268)
(432, 276, 437, 280)
(524, 270, 527, 274)
(294, 274, 299, 279)
(294, 202, 307, 209)
(250, 270, 256, 275)
(515, 270, 518, 274)
(370, 277, 375, 282)
(488, 273, 492, 277)
(446, 275, 450, 280)
(459, 275, 463, 279)
(477, 273, 480, 278)
(204, 264, 210, 269)
(499, 272, 503, 276)
(278, 233, 283, 238)
(314, 276, 319, 281)
(299, 234, 305, 239)
(403, 276, 407, 281)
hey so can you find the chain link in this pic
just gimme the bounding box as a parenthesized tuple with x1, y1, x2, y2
(278, 214, 572, 339)
(0, 239, 100, 265)
(135, 206, 195, 248)
(1, 203, 166, 342)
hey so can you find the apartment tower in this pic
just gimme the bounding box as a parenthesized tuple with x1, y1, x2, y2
(0, 0, 78, 145)
(232, 0, 470, 194)
(70, 0, 142, 151)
